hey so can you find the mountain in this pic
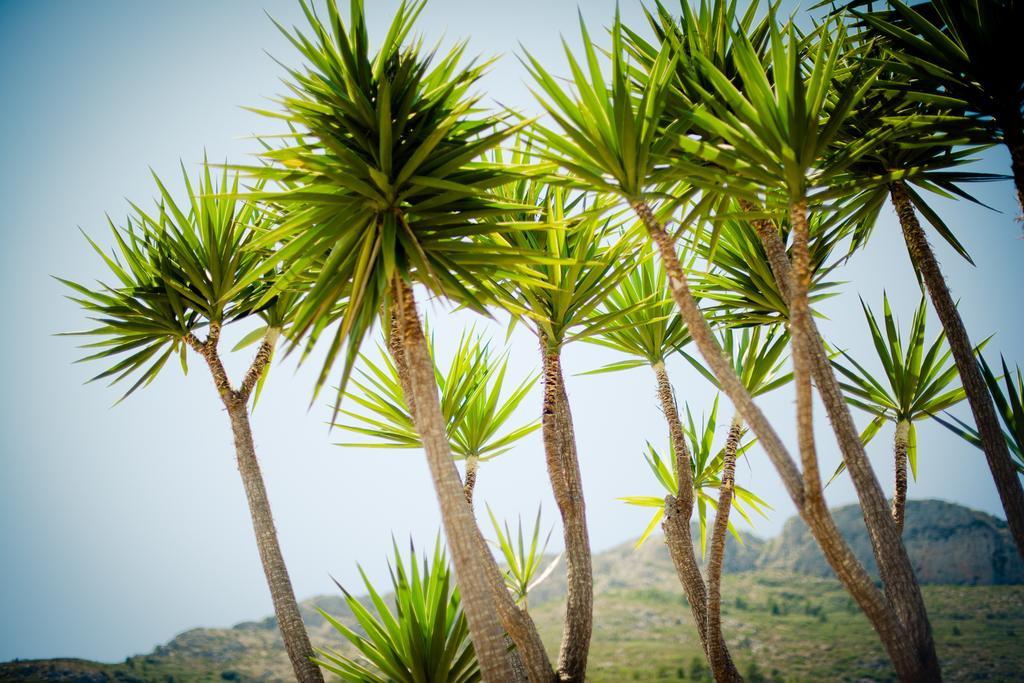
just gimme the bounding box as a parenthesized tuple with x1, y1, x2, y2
(758, 499, 1024, 585)
(3, 500, 1022, 682)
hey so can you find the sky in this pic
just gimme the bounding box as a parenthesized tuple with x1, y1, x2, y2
(1, 0, 1022, 666)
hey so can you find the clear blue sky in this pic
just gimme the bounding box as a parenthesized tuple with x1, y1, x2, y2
(1, 0, 1021, 665)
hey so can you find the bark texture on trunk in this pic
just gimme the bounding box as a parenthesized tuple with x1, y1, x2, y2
(892, 180, 1024, 561)
(389, 293, 553, 683)
(464, 455, 479, 507)
(652, 360, 742, 681)
(187, 328, 323, 683)
(705, 414, 743, 683)
(392, 282, 515, 683)
(635, 201, 931, 681)
(893, 420, 911, 534)
(742, 199, 940, 680)
(540, 342, 593, 683)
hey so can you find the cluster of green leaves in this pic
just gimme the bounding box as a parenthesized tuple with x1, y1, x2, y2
(486, 506, 560, 606)
(60, 163, 279, 401)
(337, 328, 538, 462)
(243, 0, 543, 403)
(691, 213, 846, 326)
(582, 245, 692, 371)
(316, 539, 478, 683)
(621, 396, 769, 552)
(681, 324, 792, 399)
(937, 356, 1024, 473)
(486, 170, 642, 348)
(831, 294, 972, 479)
(852, 0, 1024, 148)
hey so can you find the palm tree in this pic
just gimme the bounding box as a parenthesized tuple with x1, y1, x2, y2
(826, 55, 1024, 557)
(853, 0, 1024, 213)
(525, 10, 939, 680)
(243, 2, 551, 678)
(680, 325, 789, 675)
(59, 163, 323, 682)
(831, 295, 973, 531)
(581, 245, 731, 674)
(485, 164, 638, 681)
(337, 327, 539, 505)
(621, 393, 769, 681)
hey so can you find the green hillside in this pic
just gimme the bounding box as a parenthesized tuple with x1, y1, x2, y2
(4, 501, 1022, 682)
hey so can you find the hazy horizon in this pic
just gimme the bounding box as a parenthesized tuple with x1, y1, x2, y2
(1, 0, 1021, 665)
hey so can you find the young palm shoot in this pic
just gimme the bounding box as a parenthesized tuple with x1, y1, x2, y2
(316, 539, 479, 683)
(486, 506, 560, 611)
(337, 328, 539, 506)
(692, 214, 846, 328)
(831, 295, 974, 531)
(937, 355, 1024, 474)
(621, 395, 768, 678)
(59, 164, 322, 682)
(486, 164, 638, 682)
(244, 2, 551, 678)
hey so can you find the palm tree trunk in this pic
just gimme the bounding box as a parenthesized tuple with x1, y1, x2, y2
(1003, 126, 1024, 216)
(540, 341, 593, 683)
(464, 454, 479, 506)
(188, 328, 323, 683)
(631, 200, 929, 681)
(705, 413, 743, 683)
(891, 180, 1024, 560)
(741, 200, 940, 679)
(392, 281, 515, 683)
(893, 420, 911, 534)
(389, 288, 553, 683)
(652, 361, 741, 681)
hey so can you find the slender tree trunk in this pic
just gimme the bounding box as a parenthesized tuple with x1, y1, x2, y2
(705, 413, 743, 683)
(540, 341, 593, 682)
(652, 361, 741, 681)
(1003, 127, 1024, 217)
(389, 292, 553, 683)
(632, 200, 928, 681)
(742, 199, 940, 679)
(392, 283, 515, 683)
(891, 180, 1024, 561)
(464, 454, 479, 506)
(188, 329, 322, 683)
(893, 420, 911, 534)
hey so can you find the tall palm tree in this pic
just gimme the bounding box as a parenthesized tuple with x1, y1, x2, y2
(831, 295, 973, 531)
(60, 164, 323, 683)
(853, 0, 1024, 213)
(827, 55, 1024, 557)
(485, 164, 638, 682)
(525, 9, 939, 680)
(337, 327, 539, 505)
(243, 1, 552, 678)
(660, 14, 947, 678)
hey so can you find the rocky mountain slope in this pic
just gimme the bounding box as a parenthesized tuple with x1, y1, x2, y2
(3, 500, 1022, 682)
